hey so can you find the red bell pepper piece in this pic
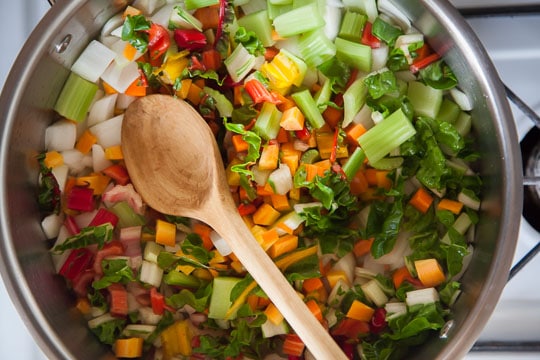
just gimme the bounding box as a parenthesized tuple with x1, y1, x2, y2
(295, 126, 311, 141)
(237, 202, 257, 216)
(174, 29, 207, 51)
(102, 164, 130, 186)
(146, 23, 170, 65)
(361, 22, 381, 49)
(88, 208, 119, 228)
(150, 287, 175, 315)
(410, 52, 441, 73)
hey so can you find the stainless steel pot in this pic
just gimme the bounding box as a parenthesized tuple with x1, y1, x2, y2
(0, 0, 523, 359)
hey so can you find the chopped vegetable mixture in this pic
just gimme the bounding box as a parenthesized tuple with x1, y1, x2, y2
(39, 0, 482, 359)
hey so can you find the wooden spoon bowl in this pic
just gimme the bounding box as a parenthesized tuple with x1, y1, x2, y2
(122, 94, 346, 360)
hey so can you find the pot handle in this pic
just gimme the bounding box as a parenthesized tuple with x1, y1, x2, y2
(47, 0, 56, 5)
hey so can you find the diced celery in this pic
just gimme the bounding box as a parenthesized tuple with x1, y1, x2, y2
(185, 0, 219, 10)
(314, 77, 332, 110)
(261, 318, 289, 338)
(407, 81, 443, 118)
(335, 37, 372, 72)
(139, 260, 164, 287)
(237, 10, 275, 47)
(437, 98, 461, 124)
(370, 156, 404, 170)
(143, 241, 164, 263)
(273, 3, 325, 37)
(168, 5, 203, 31)
(109, 201, 146, 228)
(203, 87, 233, 117)
(267, 2, 292, 20)
(358, 108, 416, 164)
(298, 28, 336, 68)
(54, 72, 98, 123)
(338, 11, 367, 42)
(253, 102, 283, 140)
(267, 163, 293, 195)
(269, 0, 292, 5)
(343, 77, 368, 127)
(291, 89, 326, 129)
(163, 271, 201, 288)
(208, 277, 242, 319)
(342, 147, 366, 181)
(458, 189, 480, 211)
(454, 111, 472, 137)
(343, 0, 377, 22)
(405, 287, 439, 306)
(361, 279, 389, 307)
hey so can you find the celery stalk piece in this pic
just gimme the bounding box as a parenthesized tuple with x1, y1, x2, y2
(454, 111, 472, 137)
(208, 277, 243, 319)
(267, 2, 292, 20)
(169, 5, 203, 31)
(407, 81, 443, 118)
(269, 0, 292, 5)
(291, 89, 326, 130)
(338, 11, 367, 42)
(54, 72, 99, 123)
(224, 44, 256, 83)
(335, 37, 372, 72)
(343, 77, 368, 127)
(342, 147, 366, 181)
(343, 0, 377, 23)
(237, 10, 275, 47)
(203, 87, 233, 117)
(253, 102, 283, 140)
(298, 28, 337, 68)
(437, 98, 461, 124)
(185, 0, 219, 10)
(273, 3, 325, 37)
(358, 108, 416, 164)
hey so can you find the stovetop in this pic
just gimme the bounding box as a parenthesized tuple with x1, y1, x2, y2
(1, 1, 539, 359)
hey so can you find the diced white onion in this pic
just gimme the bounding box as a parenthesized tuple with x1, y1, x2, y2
(45, 119, 77, 151)
(405, 287, 439, 306)
(139, 260, 164, 287)
(41, 213, 64, 239)
(385, 302, 407, 320)
(330, 252, 356, 285)
(91, 144, 113, 172)
(90, 114, 124, 148)
(450, 88, 473, 111)
(51, 226, 71, 273)
(61, 149, 87, 174)
(88, 93, 118, 127)
(117, 93, 137, 110)
(100, 13, 124, 39)
(268, 163, 293, 195)
(138, 306, 163, 325)
(101, 61, 140, 93)
(371, 44, 389, 71)
(133, 0, 167, 15)
(150, 3, 176, 26)
(210, 231, 232, 256)
(252, 165, 272, 186)
(378, 0, 411, 31)
(323, 4, 342, 40)
(51, 164, 69, 192)
(71, 40, 116, 83)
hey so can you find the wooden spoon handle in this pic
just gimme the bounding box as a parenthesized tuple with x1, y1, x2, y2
(208, 206, 347, 360)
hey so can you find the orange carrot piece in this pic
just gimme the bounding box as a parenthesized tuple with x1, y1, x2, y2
(392, 266, 416, 289)
(268, 234, 298, 258)
(231, 134, 249, 153)
(281, 154, 299, 176)
(75, 174, 111, 195)
(125, 78, 147, 97)
(270, 193, 290, 212)
(186, 82, 203, 105)
(252, 203, 281, 226)
(364, 168, 378, 186)
(247, 294, 260, 311)
(193, 5, 220, 30)
(375, 170, 392, 190)
(346, 300, 375, 322)
(353, 238, 374, 257)
(102, 81, 118, 95)
(43, 150, 64, 168)
(261, 228, 280, 251)
(176, 79, 192, 100)
(437, 198, 464, 215)
(192, 223, 214, 251)
(415, 258, 446, 287)
(276, 127, 290, 143)
(302, 277, 324, 293)
(104, 145, 124, 160)
(258, 143, 280, 170)
(325, 270, 350, 288)
(280, 106, 305, 131)
(156, 219, 177, 247)
(123, 5, 142, 18)
(305, 299, 324, 322)
(256, 183, 275, 196)
(75, 129, 97, 155)
(322, 106, 343, 129)
(264, 302, 284, 325)
(75, 297, 91, 315)
(123, 42, 138, 61)
(282, 334, 305, 357)
(350, 170, 369, 196)
(115, 337, 144, 358)
(345, 123, 367, 145)
(201, 48, 221, 71)
(409, 187, 434, 214)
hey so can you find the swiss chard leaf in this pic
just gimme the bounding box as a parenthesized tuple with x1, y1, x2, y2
(234, 27, 265, 56)
(167, 283, 212, 312)
(317, 57, 351, 93)
(92, 258, 135, 289)
(53, 223, 114, 253)
(364, 70, 398, 99)
(419, 59, 457, 90)
(37, 153, 61, 215)
(122, 15, 151, 52)
(89, 317, 126, 345)
(385, 302, 446, 341)
(372, 17, 403, 47)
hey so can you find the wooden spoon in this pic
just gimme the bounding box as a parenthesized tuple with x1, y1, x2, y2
(122, 94, 347, 360)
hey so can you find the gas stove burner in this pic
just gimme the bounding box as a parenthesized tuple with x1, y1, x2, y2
(521, 126, 540, 233)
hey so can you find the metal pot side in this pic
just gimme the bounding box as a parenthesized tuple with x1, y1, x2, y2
(0, 0, 522, 359)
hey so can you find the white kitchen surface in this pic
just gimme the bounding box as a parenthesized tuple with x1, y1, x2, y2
(1, 1, 539, 359)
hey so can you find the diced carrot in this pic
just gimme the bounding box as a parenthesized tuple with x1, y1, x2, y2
(305, 299, 323, 322)
(346, 300, 375, 322)
(258, 143, 280, 170)
(261, 228, 280, 251)
(270, 193, 290, 212)
(156, 219, 177, 247)
(104, 145, 124, 160)
(75, 173, 111, 195)
(325, 270, 350, 288)
(302, 277, 324, 293)
(43, 150, 64, 168)
(353, 238, 374, 257)
(364, 168, 378, 186)
(345, 123, 367, 145)
(282, 334, 305, 357)
(313, 159, 332, 172)
(192, 223, 214, 251)
(193, 5, 220, 30)
(201, 48, 221, 70)
(376, 170, 392, 190)
(102, 164, 130, 185)
(437, 198, 464, 215)
(252, 203, 281, 226)
(304, 163, 326, 182)
(125, 78, 147, 97)
(123, 5, 142, 19)
(123, 42, 138, 61)
(75, 297, 91, 315)
(281, 154, 299, 176)
(115, 337, 144, 358)
(276, 127, 290, 143)
(247, 294, 260, 311)
(264, 302, 284, 325)
(176, 78, 192, 100)
(268, 234, 298, 258)
(186, 82, 203, 105)
(409, 187, 434, 214)
(415, 258, 446, 287)
(231, 134, 249, 153)
(322, 106, 343, 129)
(258, 296, 271, 309)
(350, 170, 369, 195)
(194, 78, 205, 89)
(288, 187, 301, 201)
(233, 85, 245, 106)
(275, 245, 318, 272)
(256, 183, 275, 196)
(230, 260, 245, 274)
(275, 221, 294, 235)
(392, 265, 420, 289)
(75, 129, 97, 155)
(280, 106, 305, 131)
(274, 92, 296, 112)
